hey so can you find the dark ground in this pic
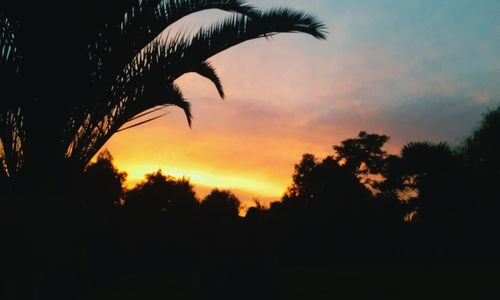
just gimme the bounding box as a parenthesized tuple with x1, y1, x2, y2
(79, 260, 500, 300)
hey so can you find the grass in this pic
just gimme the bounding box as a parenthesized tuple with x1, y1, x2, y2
(80, 260, 500, 300)
(273, 261, 500, 299)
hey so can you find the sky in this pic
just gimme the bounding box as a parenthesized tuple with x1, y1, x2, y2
(104, 0, 500, 207)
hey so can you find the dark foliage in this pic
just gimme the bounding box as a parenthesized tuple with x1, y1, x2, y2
(0, 0, 326, 192)
(2, 105, 500, 299)
(0, 2, 326, 297)
(201, 189, 240, 221)
(0, 1, 498, 293)
(125, 170, 198, 218)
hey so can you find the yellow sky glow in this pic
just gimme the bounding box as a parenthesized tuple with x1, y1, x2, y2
(120, 162, 285, 199)
(100, 31, 405, 206)
(99, 38, 348, 205)
(97, 1, 498, 209)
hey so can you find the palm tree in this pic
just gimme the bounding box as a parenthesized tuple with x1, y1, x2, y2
(397, 141, 469, 258)
(0, 0, 326, 191)
(397, 141, 457, 218)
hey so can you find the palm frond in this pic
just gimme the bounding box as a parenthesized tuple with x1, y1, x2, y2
(68, 5, 326, 164)
(116, 112, 168, 132)
(66, 79, 192, 165)
(0, 108, 24, 176)
(0, 13, 23, 172)
(1, 1, 327, 177)
(401, 142, 451, 159)
(114, 7, 326, 104)
(168, 82, 193, 127)
(401, 141, 453, 174)
(92, 0, 258, 82)
(0, 13, 21, 110)
(156, 8, 326, 75)
(190, 61, 225, 98)
(126, 104, 170, 123)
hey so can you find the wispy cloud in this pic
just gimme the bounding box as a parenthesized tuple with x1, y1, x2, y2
(105, 0, 500, 204)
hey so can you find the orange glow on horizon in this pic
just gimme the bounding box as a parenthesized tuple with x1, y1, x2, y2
(119, 161, 285, 200)
(100, 32, 408, 207)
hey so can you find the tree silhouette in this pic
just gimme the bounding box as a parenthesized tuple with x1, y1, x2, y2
(279, 153, 374, 260)
(201, 188, 241, 221)
(0, 0, 327, 191)
(333, 131, 390, 191)
(464, 105, 500, 170)
(398, 142, 458, 219)
(462, 105, 500, 255)
(198, 189, 243, 299)
(83, 149, 127, 209)
(386, 141, 470, 259)
(125, 169, 199, 218)
(283, 153, 318, 207)
(284, 154, 370, 210)
(117, 170, 201, 272)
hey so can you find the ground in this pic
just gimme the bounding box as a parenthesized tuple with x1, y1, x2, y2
(80, 260, 500, 300)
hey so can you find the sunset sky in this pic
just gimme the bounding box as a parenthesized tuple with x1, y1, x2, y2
(104, 0, 500, 206)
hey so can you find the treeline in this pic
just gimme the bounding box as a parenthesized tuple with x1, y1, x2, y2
(1, 105, 499, 299)
(271, 104, 500, 262)
(71, 105, 500, 273)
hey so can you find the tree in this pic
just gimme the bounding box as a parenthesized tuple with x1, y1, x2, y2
(125, 169, 199, 218)
(201, 188, 241, 221)
(333, 131, 390, 191)
(398, 142, 460, 221)
(462, 105, 500, 254)
(83, 149, 127, 209)
(283, 153, 318, 205)
(283, 154, 370, 211)
(0, 0, 327, 192)
(333, 132, 406, 259)
(464, 105, 500, 172)
(280, 153, 374, 259)
(386, 141, 470, 258)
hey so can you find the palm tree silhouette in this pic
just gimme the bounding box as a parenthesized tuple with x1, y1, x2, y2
(397, 141, 465, 258)
(397, 141, 456, 216)
(0, 0, 326, 190)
